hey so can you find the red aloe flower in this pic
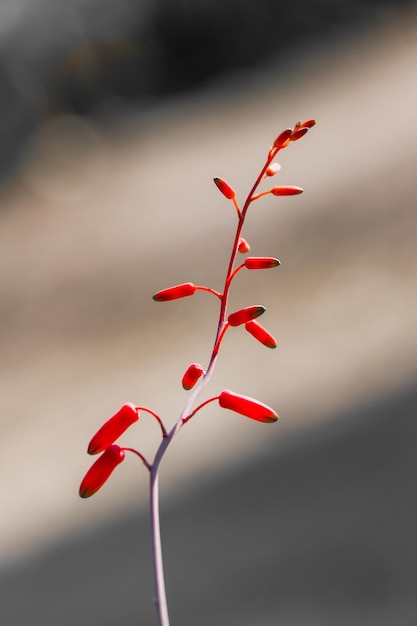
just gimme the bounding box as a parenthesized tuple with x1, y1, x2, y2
(271, 186, 303, 196)
(244, 257, 280, 270)
(182, 363, 205, 390)
(218, 390, 278, 423)
(79, 445, 125, 498)
(245, 320, 277, 349)
(228, 305, 265, 327)
(213, 177, 236, 200)
(88, 403, 139, 455)
(153, 283, 197, 302)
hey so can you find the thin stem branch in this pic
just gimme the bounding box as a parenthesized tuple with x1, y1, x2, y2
(232, 196, 242, 218)
(136, 407, 168, 437)
(123, 447, 152, 470)
(250, 190, 271, 201)
(228, 262, 245, 284)
(182, 395, 219, 423)
(150, 471, 170, 626)
(195, 285, 223, 299)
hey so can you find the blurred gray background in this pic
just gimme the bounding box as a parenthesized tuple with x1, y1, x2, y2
(1, 1, 417, 624)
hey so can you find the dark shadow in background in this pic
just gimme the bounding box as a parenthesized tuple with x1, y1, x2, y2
(3, 381, 417, 625)
(0, 0, 416, 183)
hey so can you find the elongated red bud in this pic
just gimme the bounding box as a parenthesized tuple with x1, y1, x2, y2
(218, 390, 278, 423)
(245, 320, 277, 349)
(273, 128, 292, 149)
(271, 186, 303, 196)
(214, 177, 236, 200)
(228, 305, 265, 327)
(88, 403, 139, 455)
(238, 238, 250, 253)
(153, 282, 196, 301)
(244, 257, 280, 270)
(296, 118, 316, 129)
(182, 363, 205, 390)
(79, 445, 125, 498)
(291, 126, 309, 141)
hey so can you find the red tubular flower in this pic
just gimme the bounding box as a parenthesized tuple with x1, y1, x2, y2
(214, 177, 236, 200)
(88, 403, 139, 455)
(182, 363, 205, 390)
(271, 186, 303, 196)
(244, 257, 280, 270)
(79, 445, 125, 498)
(245, 320, 277, 349)
(238, 238, 251, 253)
(218, 390, 278, 423)
(153, 283, 197, 301)
(228, 305, 265, 327)
(272, 128, 293, 149)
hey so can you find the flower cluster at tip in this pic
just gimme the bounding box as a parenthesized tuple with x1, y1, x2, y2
(272, 118, 316, 150)
(80, 120, 314, 500)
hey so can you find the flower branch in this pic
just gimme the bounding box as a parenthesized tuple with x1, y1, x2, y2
(79, 119, 315, 626)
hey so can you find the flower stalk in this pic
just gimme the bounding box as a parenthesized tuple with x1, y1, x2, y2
(79, 120, 315, 626)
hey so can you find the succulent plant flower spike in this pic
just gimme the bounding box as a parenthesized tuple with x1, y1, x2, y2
(79, 120, 315, 625)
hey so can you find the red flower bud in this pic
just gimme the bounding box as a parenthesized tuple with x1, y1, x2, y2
(266, 162, 281, 177)
(214, 177, 236, 200)
(218, 390, 278, 423)
(296, 118, 316, 129)
(238, 238, 251, 253)
(228, 305, 265, 327)
(153, 283, 196, 301)
(271, 186, 303, 196)
(244, 257, 280, 270)
(87, 403, 139, 455)
(273, 128, 292, 149)
(245, 320, 277, 349)
(182, 363, 205, 390)
(79, 445, 125, 498)
(290, 127, 309, 141)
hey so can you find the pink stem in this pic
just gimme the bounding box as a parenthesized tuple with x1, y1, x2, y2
(150, 471, 170, 626)
(148, 144, 280, 626)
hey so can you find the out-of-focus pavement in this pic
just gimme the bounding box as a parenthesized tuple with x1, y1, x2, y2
(0, 3, 417, 624)
(3, 384, 417, 625)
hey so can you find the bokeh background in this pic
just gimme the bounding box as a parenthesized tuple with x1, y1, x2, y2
(1, 1, 417, 624)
